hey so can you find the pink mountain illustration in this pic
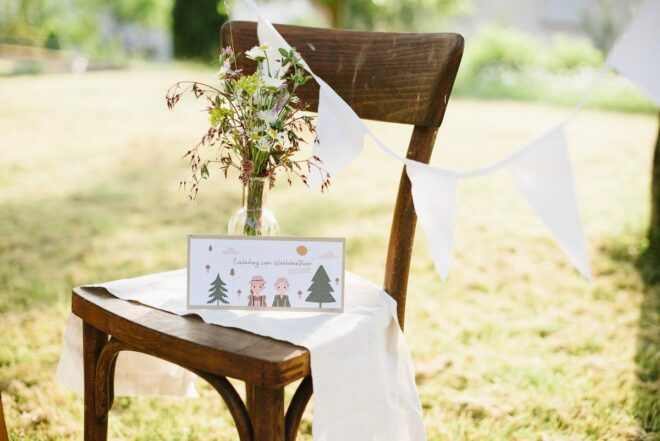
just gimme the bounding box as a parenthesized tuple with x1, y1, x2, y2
(319, 250, 338, 259)
(221, 246, 240, 255)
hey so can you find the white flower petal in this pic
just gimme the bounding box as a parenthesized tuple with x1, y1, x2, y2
(262, 76, 285, 89)
(257, 109, 279, 125)
(245, 45, 267, 61)
(256, 136, 272, 151)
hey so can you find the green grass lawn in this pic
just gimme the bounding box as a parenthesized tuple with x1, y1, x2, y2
(0, 65, 658, 440)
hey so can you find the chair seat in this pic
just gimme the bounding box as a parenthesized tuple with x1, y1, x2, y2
(72, 287, 311, 388)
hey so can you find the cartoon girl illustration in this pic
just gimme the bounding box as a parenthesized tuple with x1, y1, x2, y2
(272, 277, 292, 308)
(248, 275, 267, 307)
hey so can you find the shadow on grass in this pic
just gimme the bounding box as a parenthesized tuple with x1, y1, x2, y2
(0, 158, 236, 314)
(633, 249, 660, 436)
(0, 159, 378, 315)
(605, 240, 659, 437)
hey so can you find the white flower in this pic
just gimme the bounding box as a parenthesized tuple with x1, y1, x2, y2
(245, 45, 268, 61)
(262, 75, 285, 89)
(258, 109, 279, 125)
(253, 89, 268, 107)
(275, 132, 288, 146)
(248, 129, 262, 141)
(217, 59, 231, 79)
(256, 135, 272, 152)
(265, 127, 287, 146)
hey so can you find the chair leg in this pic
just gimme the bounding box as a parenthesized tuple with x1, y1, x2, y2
(83, 321, 109, 441)
(0, 392, 8, 441)
(196, 371, 253, 441)
(247, 384, 285, 441)
(246, 383, 257, 421)
(284, 376, 313, 441)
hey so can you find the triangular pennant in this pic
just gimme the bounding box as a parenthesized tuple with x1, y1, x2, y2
(607, 0, 660, 106)
(248, 3, 365, 187)
(506, 128, 592, 278)
(308, 79, 367, 187)
(248, 0, 313, 73)
(244, 0, 593, 280)
(406, 160, 458, 281)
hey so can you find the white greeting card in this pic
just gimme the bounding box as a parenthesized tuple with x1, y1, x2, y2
(187, 235, 345, 312)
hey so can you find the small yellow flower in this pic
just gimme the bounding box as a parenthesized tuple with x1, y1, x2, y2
(209, 107, 225, 126)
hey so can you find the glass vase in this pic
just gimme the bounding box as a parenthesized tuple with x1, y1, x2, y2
(228, 176, 279, 236)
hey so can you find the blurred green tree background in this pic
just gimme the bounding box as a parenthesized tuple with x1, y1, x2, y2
(313, 0, 468, 30)
(0, 0, 173, 58)
(0, 0, 469, 60)
(172, 0, 227, 60)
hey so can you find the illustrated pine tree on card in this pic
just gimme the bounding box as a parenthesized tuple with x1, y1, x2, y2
(207, 273, 229, 305)
(305, 265, 336, 308)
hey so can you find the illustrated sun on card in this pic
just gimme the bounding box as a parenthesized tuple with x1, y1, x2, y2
(187, 236, 345, 312)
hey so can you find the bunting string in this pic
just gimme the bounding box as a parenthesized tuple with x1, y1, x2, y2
(244, 0, 660, 281)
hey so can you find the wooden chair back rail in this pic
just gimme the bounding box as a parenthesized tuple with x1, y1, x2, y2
(222, 22, 463, 127)
(222, 22, 463, 328)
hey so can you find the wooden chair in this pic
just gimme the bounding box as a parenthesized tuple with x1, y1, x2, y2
(73, 22, 463, 441)
(0, 392, 8, 441)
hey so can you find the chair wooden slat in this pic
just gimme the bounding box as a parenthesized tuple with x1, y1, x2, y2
(221, 21, 463, 127)
(73, 287, 310, 387)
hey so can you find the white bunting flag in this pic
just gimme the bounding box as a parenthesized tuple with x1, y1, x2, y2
(309, 79, 367, 186)
(249, 2, 366, 187)
(506, 129, 592, 279)
(255, 14, 290, 52)
(607, 0, 660, 106)
(245, 0, 596, 280)
(405, 160, 458, 280)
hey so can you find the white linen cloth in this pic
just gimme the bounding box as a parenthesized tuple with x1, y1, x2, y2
(56, 269, 426, 441)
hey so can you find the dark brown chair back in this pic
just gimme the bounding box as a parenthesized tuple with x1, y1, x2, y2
(221, 22, 463, 329)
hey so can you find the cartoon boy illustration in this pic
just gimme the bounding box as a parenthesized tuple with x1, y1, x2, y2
(272, 277, 292, 308)
(248, 275, 267, 307)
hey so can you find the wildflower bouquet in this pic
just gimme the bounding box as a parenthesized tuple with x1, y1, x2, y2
(166, 45, 329, 235)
